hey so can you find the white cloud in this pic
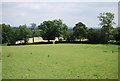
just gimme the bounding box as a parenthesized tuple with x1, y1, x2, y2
(0, 3, 2, 23)
(17, 3, 43, 10)
(2, 2, 118, 27)
(20, 12, 28, 16)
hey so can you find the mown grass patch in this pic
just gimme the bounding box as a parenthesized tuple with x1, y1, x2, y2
(2, 44, 118, 79)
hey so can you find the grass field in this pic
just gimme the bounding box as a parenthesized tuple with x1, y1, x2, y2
(2, 44, 118, 79)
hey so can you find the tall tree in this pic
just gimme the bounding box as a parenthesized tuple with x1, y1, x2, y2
(113, 27, 120, 43)
(0, 24, 2, 44)
(73, 22, 87, 41)
(66, 29, 75, 42)
(30, 23, 36, 43)
(18, 25, 32, 44)
(87, 28, 101, 43)
(1, 24, 18, 44)
(2, 24, 16, 44)
(98, 12, 115, 43)
(38, 19, 68, 42)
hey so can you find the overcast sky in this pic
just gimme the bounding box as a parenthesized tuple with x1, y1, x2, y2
(1, 2, 118, 28)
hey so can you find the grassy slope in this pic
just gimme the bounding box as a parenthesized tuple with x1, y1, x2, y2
(0, 46, 2, 80)
(2, 44, 118, 79)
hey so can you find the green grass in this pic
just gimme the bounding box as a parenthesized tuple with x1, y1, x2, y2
(2, 44, 118, 79)
(0, 46, 2, 80)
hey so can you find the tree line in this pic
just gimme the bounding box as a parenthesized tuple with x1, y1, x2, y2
(1, 12, 120, 44)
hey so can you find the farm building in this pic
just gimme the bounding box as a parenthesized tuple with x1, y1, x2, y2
(15, 37, 59, 44)
(16, 37, 43, 44)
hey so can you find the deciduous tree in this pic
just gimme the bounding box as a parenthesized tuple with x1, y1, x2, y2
(98, 12, 115, 43)
(73, 22, 87, 41)
(18, 24, 32, 44)
(38, 19, 68, 42)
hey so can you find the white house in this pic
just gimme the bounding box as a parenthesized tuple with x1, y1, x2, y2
(16, 37, 44, 44)
(15, 37, 60, 44)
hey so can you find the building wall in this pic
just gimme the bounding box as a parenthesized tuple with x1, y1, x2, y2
(15, 37, 59, 44)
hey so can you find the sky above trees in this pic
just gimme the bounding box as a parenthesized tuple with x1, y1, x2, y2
(1, 2, 118, 28)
